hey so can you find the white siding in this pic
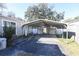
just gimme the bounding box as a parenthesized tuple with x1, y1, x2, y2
(67, 22, 79, 44)
(49, 27, 56, 34)
(0, 19, 3, 35)
(37, 27, 43, 34)
(28, 26, 32, 34)
(16, 22, 23, 36)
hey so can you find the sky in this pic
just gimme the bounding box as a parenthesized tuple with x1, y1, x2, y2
(4, 3, 79, 19)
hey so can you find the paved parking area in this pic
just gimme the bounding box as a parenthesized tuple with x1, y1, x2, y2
(0, 35, 66, 56)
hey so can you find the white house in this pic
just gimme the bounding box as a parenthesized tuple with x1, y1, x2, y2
(0, 15, 26, 36)
(61, 18, 79, 44)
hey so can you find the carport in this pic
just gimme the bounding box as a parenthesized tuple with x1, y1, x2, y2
(22, 19, 67, 38)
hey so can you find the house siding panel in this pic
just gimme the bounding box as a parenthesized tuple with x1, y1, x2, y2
(66, 22, 79, 44)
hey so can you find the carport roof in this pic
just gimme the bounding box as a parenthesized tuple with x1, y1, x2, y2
(22, 19, 67, 29)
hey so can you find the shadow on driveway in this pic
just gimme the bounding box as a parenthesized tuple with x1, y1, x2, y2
(15, 35, 65, 56)
(0, 35, 65, 56)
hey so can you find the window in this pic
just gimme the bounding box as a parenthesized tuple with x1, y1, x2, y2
(11, 22, 16, 28)
(3, 21, 16, 34)
(3, 21, 16, 27)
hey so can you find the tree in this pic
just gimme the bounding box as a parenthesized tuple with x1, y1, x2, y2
(25, 3, 49, 21)
(25, 3, 64, 21)
(25, 5, 39, 21)
(0, 3, 7, 15)
(38, 3, 48, 19)
(0, 3, 6, 9)
(56, 12, 64, 21)
(7, 12, 15, 17)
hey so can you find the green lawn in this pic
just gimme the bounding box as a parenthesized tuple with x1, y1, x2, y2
(58, 38, 79, 56)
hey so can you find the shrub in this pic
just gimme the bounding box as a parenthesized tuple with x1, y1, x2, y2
(3, 26, 15, 47)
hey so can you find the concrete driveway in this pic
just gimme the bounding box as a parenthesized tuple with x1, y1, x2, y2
(0, 35, 66, 56)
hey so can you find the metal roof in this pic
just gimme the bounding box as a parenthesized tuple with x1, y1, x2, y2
(22, 19, 67, 29)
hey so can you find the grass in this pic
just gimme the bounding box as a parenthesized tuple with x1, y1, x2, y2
(58, 38, 79, 56)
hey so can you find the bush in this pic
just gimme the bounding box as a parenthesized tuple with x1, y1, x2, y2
(0, 32, 3, 38)
(3, 26, 15, 47)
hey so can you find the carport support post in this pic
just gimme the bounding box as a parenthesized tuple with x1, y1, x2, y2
(60, 27, 63, 39)
(66, 28, 68, 39)
(62, 28, 63, 38)
(25, 25, 28, 36)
